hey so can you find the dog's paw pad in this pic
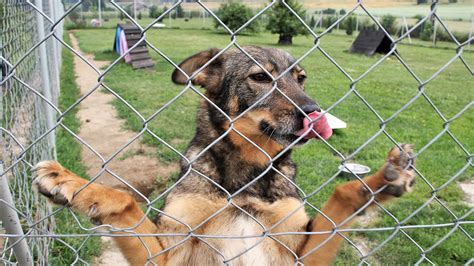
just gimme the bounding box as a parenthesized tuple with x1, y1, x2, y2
(382, 144, 416, 196)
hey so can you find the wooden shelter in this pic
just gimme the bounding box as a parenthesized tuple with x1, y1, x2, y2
(349, 28, 393, 56)
(114, 24, 154, 69)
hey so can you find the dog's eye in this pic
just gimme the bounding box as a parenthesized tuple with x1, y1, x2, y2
(250, 73, 272, 83)
(297, 74, 306, 83)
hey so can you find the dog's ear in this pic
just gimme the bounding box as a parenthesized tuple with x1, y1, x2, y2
(172, 48, 224, 92)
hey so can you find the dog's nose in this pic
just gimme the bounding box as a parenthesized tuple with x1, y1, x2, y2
(299, 103, 321, 116)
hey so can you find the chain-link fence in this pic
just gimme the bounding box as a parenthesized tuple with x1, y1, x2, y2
(1, 0, 472, 265)
(1, 0, 64, 264)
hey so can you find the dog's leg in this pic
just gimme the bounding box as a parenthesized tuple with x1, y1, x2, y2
(300, 144, 416, 265)
(33, 161, 165, 265)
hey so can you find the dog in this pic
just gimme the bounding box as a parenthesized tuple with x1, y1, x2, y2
(33, 47, 416, 265)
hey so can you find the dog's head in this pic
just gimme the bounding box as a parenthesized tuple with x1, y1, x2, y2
(172, 47, 331, 165)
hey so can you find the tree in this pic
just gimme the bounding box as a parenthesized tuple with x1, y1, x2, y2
(380, 14, 397, 35)
(322, 8, 336, 15)
(410, 14, 424, 38)
(124, 5, 133, 18)
(149, 5, 158, 18)
(345, 15, 356, 35)
(158, 6, 168, 22)
(309, 16, 316, 29)
(266, 0, 307, 45)
(322, 15, 337, 32)
(420, 20, 433, 41)
(215, 2, 259, 33)
(176, 5, 185, 18)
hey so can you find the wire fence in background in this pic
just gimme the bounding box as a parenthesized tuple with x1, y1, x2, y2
(1, 0, 64, 264)
(0, 0, 472, 265)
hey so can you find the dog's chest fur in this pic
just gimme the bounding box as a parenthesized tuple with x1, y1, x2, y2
(155, 101, 309, 264)
(158, 193, 308, 265)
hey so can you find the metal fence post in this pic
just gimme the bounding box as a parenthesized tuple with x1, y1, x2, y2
(34, 0, 57, 159)
(48, 0, 60, 98)
(98, 0, 103, 26)
(0, 162, 33, 266)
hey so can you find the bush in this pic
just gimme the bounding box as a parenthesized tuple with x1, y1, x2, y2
(149, 5, 159, 18)
(176, 5, 185, 18)
(215, 2, 259, 33)
(309, 16, 316, 28)
(434, 30, 469, 43)
(124, 5, 133, 18)
(452, 31, 469, 43)
(190, 10, 202, 19)
(66, 10, 87, 29)
(267, 0, 307, 44)
(138, 12, 142, 20)
(403, 14, 469, 44)
(322, 15, 337, 30)
(345, 15, 356, 35)
(420, 20, 433, 41)
(360, 18, 376, 30)
(380, 14, 397, 35)
(159, 6, 168, 22)
(406, 15, 424, 38)
(321, 8, 336, 15)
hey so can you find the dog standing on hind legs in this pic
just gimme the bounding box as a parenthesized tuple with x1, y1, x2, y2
(33, 47, 416, 265)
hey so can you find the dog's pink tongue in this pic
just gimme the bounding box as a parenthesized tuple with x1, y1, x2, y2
(294, 111, 333, 140)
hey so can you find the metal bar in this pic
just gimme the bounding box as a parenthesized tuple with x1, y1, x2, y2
(49, 0, 60, 96)
(34, 0, 56, 159)
(98, 0, 102, 26)
(403, 16, 412, 43)
(0, 162, 33, 265)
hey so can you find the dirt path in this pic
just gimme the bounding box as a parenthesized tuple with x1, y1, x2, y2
(458, 180, 474, 207)
(70, 33, 177, 200)
(69, 33, 177, 265)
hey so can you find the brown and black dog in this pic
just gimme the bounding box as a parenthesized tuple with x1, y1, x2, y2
(33, 47, 416, 265)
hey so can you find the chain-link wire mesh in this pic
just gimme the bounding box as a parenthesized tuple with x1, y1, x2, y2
(1, 0, 65, 264)
(1, 0, 472, 265)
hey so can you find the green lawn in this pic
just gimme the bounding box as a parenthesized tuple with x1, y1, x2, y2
(53, 34, 102, 264)
(69, 19, 473, 264)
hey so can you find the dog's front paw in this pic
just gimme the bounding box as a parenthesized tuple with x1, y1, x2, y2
(33, 161, 77, 205)
(380, 144, 416, 197)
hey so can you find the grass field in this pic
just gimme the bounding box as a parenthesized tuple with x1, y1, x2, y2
(69, 18, 473, 264)
(53, 34, 102, 264)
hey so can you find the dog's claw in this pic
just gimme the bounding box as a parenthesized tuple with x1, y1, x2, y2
(33, 161, 72, 206)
